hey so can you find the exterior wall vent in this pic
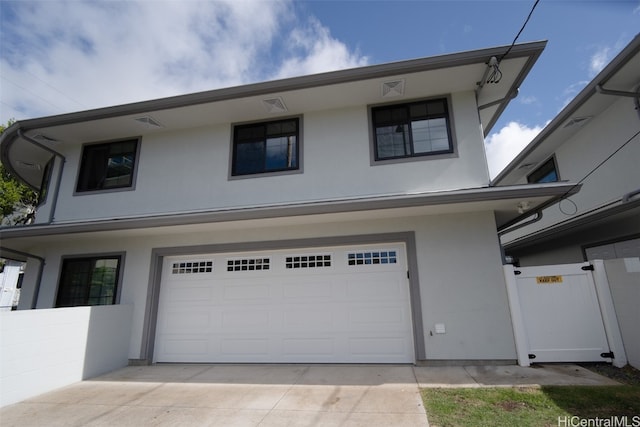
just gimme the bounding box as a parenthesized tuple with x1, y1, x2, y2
(262, 97, 287, 113)
(382, 80, 405, 97)
(134, 116, 163, 128)
(32, 134, 59, 144)
(16, 160, 41, 170)
(563, 116, 591, 129)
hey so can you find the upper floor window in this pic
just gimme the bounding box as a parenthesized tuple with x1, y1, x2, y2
(76, 139, 139, 192)
(527, 157, 559, 183)
(56, 255, 122, 307)
(232, 118, 299, 176)
(372, 98, 453, 161)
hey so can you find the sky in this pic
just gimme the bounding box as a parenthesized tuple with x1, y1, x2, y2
(1, 0, 639, 178)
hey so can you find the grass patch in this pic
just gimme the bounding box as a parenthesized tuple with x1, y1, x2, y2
(421, 386, 640, 427)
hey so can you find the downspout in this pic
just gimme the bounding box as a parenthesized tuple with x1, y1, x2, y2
(0, 247, 45, 309)
(17, 129, 66, 224)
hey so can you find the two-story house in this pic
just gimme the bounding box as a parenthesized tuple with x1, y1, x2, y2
(0, 41, 576, 365)
(495, 34, 640, 266)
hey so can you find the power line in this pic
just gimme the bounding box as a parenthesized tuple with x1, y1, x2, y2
(559, 127, 640, 204)
(1, 75, 67, 112)
(485, 0, 540, 85)
(23, 69, 86, 109)
(499, 0, 541, 63)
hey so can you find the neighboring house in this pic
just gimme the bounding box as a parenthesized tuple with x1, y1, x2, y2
(494, 34, 640, 266)
(0, 41, 576, 365)
(0, 260, 23, 311)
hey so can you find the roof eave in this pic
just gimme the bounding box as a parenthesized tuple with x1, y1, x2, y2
(0, 182, 578, 239)
(492, 33, 640, 185)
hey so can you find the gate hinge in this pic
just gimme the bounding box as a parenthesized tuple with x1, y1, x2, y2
(581, 265, 595, 271)
(528, 354, 536, 359)
(601, 352, 614, 359)
(514, 270, 522, 275)
(407, 271, 410, 279)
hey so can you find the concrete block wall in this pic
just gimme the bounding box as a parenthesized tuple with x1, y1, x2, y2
(0, 304, 133, 407)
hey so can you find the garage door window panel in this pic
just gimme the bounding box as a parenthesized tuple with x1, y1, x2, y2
(227, 258, 270, 272)
(348, 250, 397, 265)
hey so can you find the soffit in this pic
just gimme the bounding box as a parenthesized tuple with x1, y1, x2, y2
(0, 183, 577, 244)
(23, 60, 529, 145)
(2, 41, 546, 189)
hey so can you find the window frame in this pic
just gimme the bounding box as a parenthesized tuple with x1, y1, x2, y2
(527, 156, 560, 183)
(74, 137, 141, 195)
(229, 117, 303, 179)
(55, 253, 125, 308)
(369, 96, 457, 165)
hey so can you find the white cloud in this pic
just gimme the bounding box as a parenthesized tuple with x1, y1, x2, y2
(519, 95, 538, 105)
(274, 18, 369, 79)
(484, 121, 545, 179)
(0, 1, 368, 120)
(589, 46, 612, 77)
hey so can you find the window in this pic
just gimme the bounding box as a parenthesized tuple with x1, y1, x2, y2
(171, 261, 213, 274)
(527, 157, 559, 183)
(347, 250, 397, 266)
(232, 118, 299, 176)
(56, 256, 122, 307)
(372, 98, 453, 161)
(76, 139, 138, 192)
(227, 258, 270, 271)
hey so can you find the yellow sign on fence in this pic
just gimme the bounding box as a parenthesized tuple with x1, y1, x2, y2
(536, 275, 563, 284)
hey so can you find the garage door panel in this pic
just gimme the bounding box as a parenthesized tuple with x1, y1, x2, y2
(158, 338, 209, 358)
(283, 310, 334, 330)
(156, 244, 414, 363)
(163, 287, 213, 303)
(282, 280, 334, 299)
(346, 275, 406, 299)
(222, 282, 271, 300)
(282, 338, 334, 356)
(161, 311, 210, 333)
(350, 306, 404, 325)
(349, 337, 409, 356)
(221, 338, 269, 356)
(221, 310, 270, 330)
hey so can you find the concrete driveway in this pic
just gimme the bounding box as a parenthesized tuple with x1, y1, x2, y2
(0, 363, 618, 426)
(0, 364, 428, 426)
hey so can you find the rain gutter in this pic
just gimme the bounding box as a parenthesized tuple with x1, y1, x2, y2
(16, 129, 66, 224)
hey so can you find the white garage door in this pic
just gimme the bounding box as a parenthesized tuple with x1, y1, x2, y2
(154, 244, 415, 363)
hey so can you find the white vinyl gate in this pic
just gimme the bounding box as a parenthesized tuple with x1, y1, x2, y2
(504, 262, 627, 367)
(154, 243, 415, 364)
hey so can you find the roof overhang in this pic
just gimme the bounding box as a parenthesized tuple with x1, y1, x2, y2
(493, 34, 640, 185)
(1, 41, 547, 190)
(0, 182, 579, 244)
(503, 197, 640, 252)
